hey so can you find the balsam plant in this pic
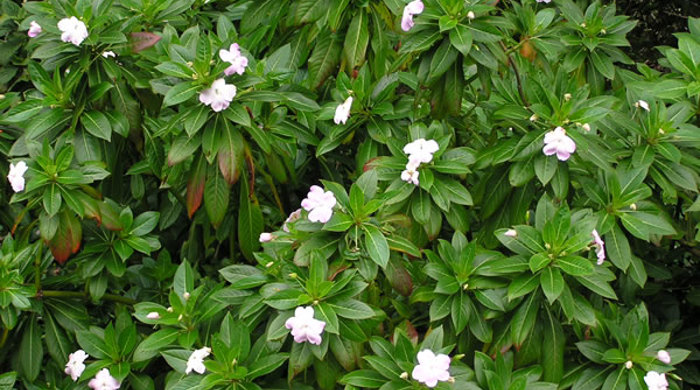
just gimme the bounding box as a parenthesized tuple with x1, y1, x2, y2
(0, 0, 699, 389)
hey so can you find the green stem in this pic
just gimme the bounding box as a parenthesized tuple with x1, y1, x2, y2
(34, 244, 42, 292)
(0, 328, 8, 349)
(39, 290, 137, 305)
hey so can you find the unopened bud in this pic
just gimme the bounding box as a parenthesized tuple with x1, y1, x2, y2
(581, 22, 587, 28)
(146, 312, 160, 320)
(453, 354, 465, 360)
(400, 372, 409, 380)
(545, 243, 551, 250)
(467, 11, 475, 20)
(183, 291, 190, 300)
(167, 306, 174, 312)
(564, 93, 572, 101)
(529, 114, 538, 122)
(658, 128, 665, 135)
(289, 272, 298, 279)
(265, 261, 274, 268)
(600, 28, 607, 34)
(630, 203, 637, 211)
(178, 314, 183, 321)
(462, 283, 469, 290)
(624, 360, 633, 369)
(448, 377, 456, 383)
(232, 358, 238, 366)
(313, 299, 319, 305)
(582, 123, 591, 132)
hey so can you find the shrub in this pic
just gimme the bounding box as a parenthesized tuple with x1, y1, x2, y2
(0, 0, 698, 389)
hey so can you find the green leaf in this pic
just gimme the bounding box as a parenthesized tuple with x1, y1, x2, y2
(332, 299, 375, 319)
(204, 170, 230, 228)
(134, 329, 179, 356)
(449, 24, 473, 56)
(542, 306, 565, 382)
(76, 330, 112, 360)
(43, 184, 62, 217)
(340, 369, 386, 388)
(541, 267, 565, 304)
(557, 255, 594, 276)
(363, 224, 389, 268)
(247, 354, 289, 379)
(81, 111, 112, 141)
(605, 224, 630, 271)
(309, 33, 342, 88)
(344, 12, 369, 68)
(163, 82, 199, 106)
(19, 316, 42, 382)
(238, 172, 263, 260)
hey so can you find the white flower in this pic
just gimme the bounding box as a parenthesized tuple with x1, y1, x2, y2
(542, 127, 576, 161)
(57, 17, 88, 46)
(636, 100, 650, 111)
(185, 347, 211, 374)
(146, 311, 160, 320)
(102, 51, 116, 58)
(401, 0, 424, 31)
(644, 371, 668, 390)
(411, 349, 451, 388)
(403, 138, 439, 164)
(333, 96, 353, 125)
(591, 229, 605, 265)
(657, 350, 671, 364)
(259, 232, 274, 242)
(64, 350, 88, 381)
(284, 306, 326, 345)
(28, 21, 42, 37)
(401, 166, 420, 186)
(282, 208, 302, 232)
(219, 43, 249, 76)
(504, 229, 517, 237)
(199, 78, 236, 112)
(467, 11, 475, 20)
(301, 185, 337, 223)
(88, 368, 120, 390)
(7, 161, 28, 193)
(537, 0, 552, 3)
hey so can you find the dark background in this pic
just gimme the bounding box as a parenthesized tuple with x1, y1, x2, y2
(617, 0, 700, 64)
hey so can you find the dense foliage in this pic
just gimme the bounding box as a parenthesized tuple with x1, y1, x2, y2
(0, 0, 699, 389)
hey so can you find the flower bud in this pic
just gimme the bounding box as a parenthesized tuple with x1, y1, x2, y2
(582, 123, 591, 132)
(183, 291, 190, 301)
(467, 11, 475, 20)
(564, 93, 572, 101)
(289, 272, 298, 279)
(146, 312, 160, 320)
(167, 306, 174, 312)
(265, 261, 274, 268)
(657, 350, 671, 364)
(400, 372, 409, 380)
(504, 229, 517, 237)
(529, 114, 538, 122)
(630, 203, 637, 211)
(624, 360, 633, 369)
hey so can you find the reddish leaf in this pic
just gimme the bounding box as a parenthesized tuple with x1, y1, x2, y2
(48, 211, 82, 264)
(97, 201, 123, 231)
(187, 155, 207, 218)
(130, 32, 161, 53)
(385, 257, 413, 297)
(217, 124, 244, 185)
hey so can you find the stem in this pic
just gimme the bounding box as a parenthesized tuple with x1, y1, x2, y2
(500, 42, 530, 107)
(39, 290, 137, 305)
(34, 244, 42, 292)
(0, 328, 8, 349)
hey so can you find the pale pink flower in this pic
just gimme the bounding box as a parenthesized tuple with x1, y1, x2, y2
(219, 43, 249, 76)
(259, 232, 274, 242)
(64, 350, 88, 381)
(58, 17, 88, 46)
(28, 21, 42, 37)
(401, 167, 419, 186)
(285, 306, 326, 345)
(657, 350, 671, 364)
(146, 312, 160, 320)
(301, 185, 336, 223)
(644, 371, 668, 390)
(542, 127, 576, 161)
(411, 349, 451, 388)
(199, 78, 236, 112)
(334, 96, 353, 125)
(88, 368, 120, 390)
(7, 161, 28, 192)
(591, 229, 605, 265)
(185, 347, 211, 374)
(504, 229, 517, 237)
(283, 208, 302, 232)
(401, 0, 425, 32)
(403, 138, 439, 164)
